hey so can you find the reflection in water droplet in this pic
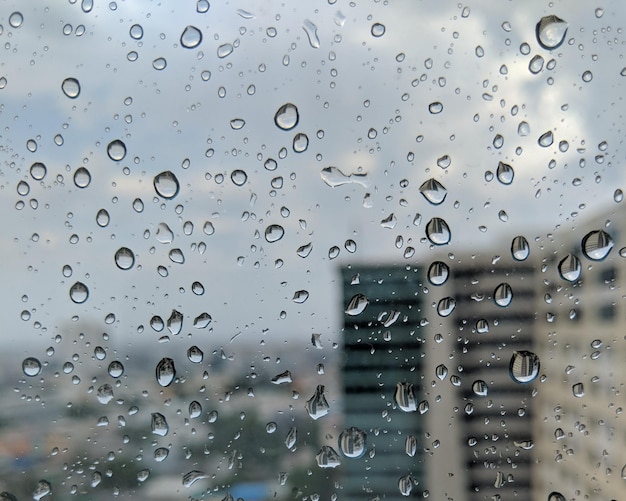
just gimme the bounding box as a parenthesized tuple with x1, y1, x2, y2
(548, 492, 566, 501)
(22, 357, 42, 377)
(114, 247, 135, 270)
(536, 15, 568, 50)
(265, 224, 285, 243)
(155, 222, 174, 244)
(293, 290, 309, 303)
(427, 261, 449, 285)
(182, 470, 208, 488)
(435, 364, 448, 380)
(152, 57, 167, 70)
(61, 78, 81, 98)
(217, 43, 234, 58)
(305, 385, 330, 420)
(293, 133, 309, 153)
(371, 23, 386, 37)
(30, 162, 46, 180)
(96, 209, 110, 227)
(108, 361, 124, 378)
(405, 435, 417, 457)
(154, 171, 180, 199)
(320, 166, 368, 188)
(528, 55, 544, 74)
(472, 380, 488, 396)
(189, 400, 202, 419)
(156, 357, 176, 387)
(538, 131, 554, 147)
(419, 178, 447, 205)
(187, 345, 204, 363)
(572, 382, 584, 398)
(394, 382, 417, 412)
(338, 427, 367, 458)
(494, 282, 513, 307)
(558, 254, 581, 282)
(398, 475, 414, 496)
(496, 162, 514, 185)
(69, 282, 89, 304)
(167, 310, 183, 335)
(581, 229, 613, 261)
(180, 25, 202, 48)
(231, 169, 247, 186)
(230, 118, 245, 130)
(193, 312, 212, 328)
(32, 480, 52, 501)
(96, 384, 114, 404)
(73, 167, 91, 188)
(316, 446, 341, 468)
(345, 293, 368, 316)
(129, 24, 143, 39)
(511, 235, 530, 261)
(509, 351, 540, 383)
(425, 217, 451, 245)
(285, 427, 297, 450)
(107, 140, 126, 161)
(274, 103, 299, 130)
(437, 297, 456, 317)
(302, 19, 320, 48)
(271, 370, 293, 384)
(428, 102, 443, 114)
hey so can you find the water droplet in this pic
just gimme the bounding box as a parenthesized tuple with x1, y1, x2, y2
(509, 351, 540, 383)
(107, 140, 126, 161)
(494, 282, 513, 307)
(271, 370, 293, 384)
(152, 57, 167, 70)
(405, 435, 417, 457)
(285, 427, 297, 450)
(114, 247, 135, 270)
(155, 222, 174, 244)
(528, 54, 544, 74)
(29, 162, 46, 180)
(425, 217, 451, 245)
(167, 310, 183, 335)
(428, 102, 443, 114)
(266, 422, 277, 433)
(17, 181, 30, 196)
(293, 290, 309, 303)
(582, 70, 593, 82)
(548, 493, 566, 501)
(265, 224, 285, 243)
(394, 382, 417, 412)
(435, 364, 448, 380)
(187, 346, 203, 363)
(9, 12, 23, 29)
(180, 26, 202, 49)
(419, 178, 447, 205)
(69, 282, 89, 304)
(511, 236, 530, 261)
(96, 384, 114, 404)
(302, 19, 320, 48)
(437, 297, 456, 317)
(274, 103, 299, 131)
(32, 480, 52, 501)
(182, 470, 208, 488)
(193, 312, 212, 328)
(538, 131, 554, 147)
(338, 427, 367, 458)
(22, 357, 42, 377)
(496, 162, 514, 185)
(305, 385, 330, 420)
(96, 209, 110, 227)
(581, 229, 613, 261)
(316, 446, 341, 468)
(472, 380, 488, 396)
(398, 475, 414, 496)
(613, 189, 623, 203)
(107, 361, 124, 378)
(371, 23, 385, 37)
(293, 133, 309, 153)
(230, 118, 245, 130)
(572, 382, 584, 398)
(558, 254, 581, 282)
(61, 78, 80, 98)
(153, 447, 169, 462)
(427, 261, 450, 285)
(189, 400, 202, 419)
(345, 293, 368, 316)
(320, 166, 368, 187)
(230, 170, 247, 186)
(73, 167, 91, 188)
(156, 357, 176, 387)
(154, 171, 180, 199)
(129, 23, 143, 39)
(536, 15, 568, 50)
(217, 43, 233, 58)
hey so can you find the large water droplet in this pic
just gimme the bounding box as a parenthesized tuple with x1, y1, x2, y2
(320, 166, 368, 187)
(338, 427, 367, 458)
(511, 236, 530, 261)
(427, 261, 450, 286)
(96, 209, 110, 227)
(425, 217, 451, 245)
(536, 15, 568, 50)
(107, 140, 126, 161)
(371, 23, 386, 37)
(419, 178, 447, 205)
(167, 309, 183, 335)
(231, 169, 247, 186)
(156, 357, 176, 387)
(394, 382, 417, 412)
(61, 78, 81, 98)
(9, 12, 24, 29)
(472, 380, 488, 396)
(528, 55, 545, 74)
(69, 282, 89, 304)
(435, 364, 448, 380)
(405, 435, 417, 457)
(155, 222, 174, 244)
(180, 26, 202, 49)
(152, 57, 167, 70)
(193, 312, 212, 328)
(496, 162, 514, 185)
(129, 23, 143, 39)
(154, 171, 180, 199)
(572, 382, 584, 398)
(274, 103, 299, 130)
(73, 167, 91, 188)
(32, 480, 52, 501)
(428, 102, 443, 114)
(265, 224, 285, 243)
(151, 413, 169, 436)
(305, 385, 330, 420)
(183, 470, 208, 488)
(22, 357, 42, 377)
(96, 384, 114, 404)
(509, 351, 540, 383)
(114, 247, 135, 270)
(398, 475, 414, 496)
(189, 400, 202, 418)
(302, 20, 320, 48)
(187, 346, 204, 363)
(30, 162, 47, 180)
(285, 427, 297, 450)
(154, 447, 169, 462)
(558, 254, 581, 282)
(316, 446, 341, 468)
(345, 293, 368, 316)
(271, 370, 293, 385)
(437, 297, 456, 317)
(107, 361, 124, 378)
(538, 131, 554, 147)
(493, 282, 513, 307)
(547, 493, 566, 501)
(581, 229, 613, 261)
(293, 133, 309, 153)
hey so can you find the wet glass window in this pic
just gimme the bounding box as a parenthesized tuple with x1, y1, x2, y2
(2, 1, 626, 501)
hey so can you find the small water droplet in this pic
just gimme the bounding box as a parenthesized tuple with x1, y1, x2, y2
(107, 361, 124, 378)
(496, 162, 514, 185)
(371, 23, 385, 37)
(129, 24, 143, 39)
(96, 209, 110, 227)
(189, 400, 202, 419)
(166, 310, 183, 335)
(419, 178, 447, 205)
(17, 181, 30, 196)
(265, 224, 285, 243)
(338, 427, 367, 458)
(32, 480, 52, 501)
(180, 26, 202, 49)
(398, 475, 414, 496)
(302, 19, 320, 48)
(22, 357, 42, 377)
(156, 357, 176, 387)
(69, 282, 89, 304)
(316, 446, 341, 468)
(114, 247, 135, 270)
(494, 282, 513, 307)
(193, 312, 212, 328)
(405, 435, 417, 457)
(274, 103, 299, 130)
(435, 364, 448, 380)
(548, 492, 566, 501)
(528, 54, 544, 74)
(29, 162, 46, 180)
(437, 297, 456, 317)
(271, 370, 293, 385)
(293, 133, 309, 153)
(538, 131, 554, 147)
(427, 261, 450, 285)
(107, 140, 126, 161)
(155, 222, 174, 244)
(572, 382, 584, 398)
(345, 293, 368, 316)
(96, 383, 114, 404)
(509, 350, 540, 383)
(182, 470, 208, 488)
(305, 385, 330, 420)
(394, 382, 417, 412)
(73, 167, 91, 188)
(153, 171, 180, 199)
(536, 15, 568, 50)
(187, 346, 203, 363)
(61, 78, 80, 98)
(582, 70, 593, 82)
(558, 254, 581, 282)
(472, 380, 488, 396)
(293, 290, 309, 303)
(152, 57, 167, 70)
(425, 217, 451, 245)
(428, 102, 443, 114)
(511, 236, 530, 261)
(230, 118, 245, 130)
(217, 43, 234, 58)
(581, 229, 613, 261)
(285, 426, 297, 450)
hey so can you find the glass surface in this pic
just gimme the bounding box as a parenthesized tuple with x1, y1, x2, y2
(1, 1, 625, 500)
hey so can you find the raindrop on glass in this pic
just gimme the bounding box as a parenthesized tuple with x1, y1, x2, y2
(425, 217, 451, 245)
(496, 162, 514, 185)
(114, 247, 135, 270)
(167, 310, 183, 335)
(180, 26, 202, 48)
(152, 57, 167, 70)
(293, 133, 309, 153)
(345, 293, 368, 316)
(187, 345, 204, 363)
(69, 282, 89, 304)
(493, 283, 513, 307)
(154, 171, 180, 199)
(302, 19, 320, 49)
(405, 435, 417, 457)
(437, 297, 456, 317)
(305, 385, 330, 420)
(398, 475, 414, 496)
(30, 162, 46, 180)
(129, 24, 143, 39)
(73, 167, 91, 188)
(107, 361, 124, 378)
(509, 351, 540, 383)
(394, 382, 417, 412)
(371, 23, 385, 37)
(22, 357, 42, 377)
(572, 382, 584, 398)
(32, 481, 52, 501)
(427, 261, 449, 285)
(265, 224, 285, 243)
(511, 236, 530, 261)
(316, 446, 341, 468)
(428, 102, 443, 114)
(193, 312, 212, 328)
(528, 55, 544, 74)
(61, 78, 81, 98)
(472, 380, 488, 396)
(538, 131, 554, 147)
(156, 357, 176, 387)
(107, 140, 126, 161)
(419, 178, 447, 205)
(581, 229, 613, 261)
(231, 170, 247, 186)
(182, 471, 208, 488)
(548, 493, 566, 501)
(338, 427, 367, 458)
(274, 103, 299, 131)
(558, 254, 581, 282)
(96, 209, 110, 227)
(536, 15, 568, 50)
